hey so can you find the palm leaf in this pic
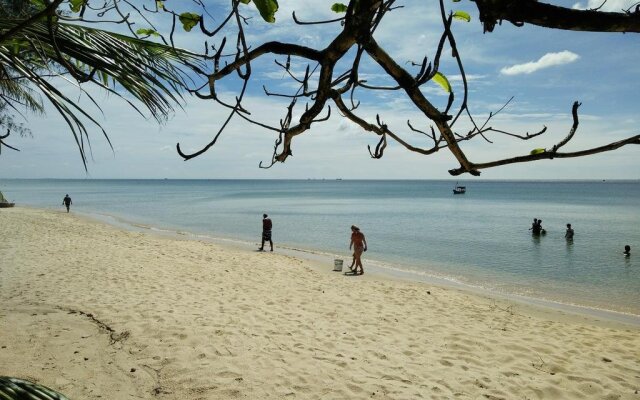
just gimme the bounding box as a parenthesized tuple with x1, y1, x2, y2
(0, 376, 70, 400)
(0, 16, 204, 167)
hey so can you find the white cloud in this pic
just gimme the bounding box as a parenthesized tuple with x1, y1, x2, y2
(572, 0, 637, 11)
(449, 74, 487, 82)
(500, 51, 580, 76)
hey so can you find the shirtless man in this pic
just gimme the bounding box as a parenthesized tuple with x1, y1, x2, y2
(565, 223, 574, 240)
(349, 225, 368, 275)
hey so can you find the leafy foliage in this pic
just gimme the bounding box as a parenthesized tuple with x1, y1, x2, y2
(432, 72, 451, 93)
(452, 10, 471, 22)
(0, 1, 202, 167)
(0, 0, 638, 176)
(252, 0, 279, 23)
(179, 12, 200, 32)
(331, 3, 349, 13)
(69, 0, 85, 13)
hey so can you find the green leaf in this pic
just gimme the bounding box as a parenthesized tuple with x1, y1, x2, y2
(530, 148, 546, 155)
(136, 28, 160, 37)
(69, 0, 85, 13)
(99, 70, 109, 86)
(253, 0, 279, 23)
(29, 0, 46, 7)
(156, 1, 164, 9)
(238, 0, 251, 4)
(452, 0, 461, 2)
(331, 3, 348, 13)
(179, 12, 201, 32)
(432, 72, 451, 93)
(452, 10, 471, 22)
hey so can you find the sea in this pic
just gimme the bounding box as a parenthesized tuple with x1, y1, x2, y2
(1, 179, 638, 318)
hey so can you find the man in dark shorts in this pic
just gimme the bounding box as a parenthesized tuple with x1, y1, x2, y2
(62, 194, 72, 213)
(259, 213, 273, 251)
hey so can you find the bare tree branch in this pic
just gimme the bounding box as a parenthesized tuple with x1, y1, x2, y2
(450, 134, 640, 176)
(471, 0, 640, 33)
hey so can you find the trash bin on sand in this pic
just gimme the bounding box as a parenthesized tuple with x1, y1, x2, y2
(333, 259, 344, 272)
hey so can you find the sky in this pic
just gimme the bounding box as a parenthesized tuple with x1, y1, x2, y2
(1, 0, 639, 180)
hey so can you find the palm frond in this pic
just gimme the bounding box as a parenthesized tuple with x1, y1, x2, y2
(0, 16, 204, 167)
(0, 376, 70, 400)
(0, 63, 44, 113)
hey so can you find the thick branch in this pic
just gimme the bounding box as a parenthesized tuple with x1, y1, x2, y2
(363, 37, 480, 175)
(210, 41, 322, 82)
(471, 0, 640, 33)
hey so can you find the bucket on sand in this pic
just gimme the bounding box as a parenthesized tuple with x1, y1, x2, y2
(333, 259, 344, 272)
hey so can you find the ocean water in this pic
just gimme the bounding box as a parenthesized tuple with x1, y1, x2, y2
(1, 179, 638, 315)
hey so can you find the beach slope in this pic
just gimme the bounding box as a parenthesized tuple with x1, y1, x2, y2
(1, 208, 638, 399)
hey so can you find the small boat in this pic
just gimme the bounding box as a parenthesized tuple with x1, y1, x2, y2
(0, 190, 14, 208)
(452, 183, 466, 195)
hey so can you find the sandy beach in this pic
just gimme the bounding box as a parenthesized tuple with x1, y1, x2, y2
(1, 207, 638, 399)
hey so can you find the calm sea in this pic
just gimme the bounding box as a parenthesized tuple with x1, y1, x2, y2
(1, 179, 638, 316)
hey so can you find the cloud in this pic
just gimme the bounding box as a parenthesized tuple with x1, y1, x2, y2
(500, 51, 580, 76)
(572, 0, 637, 11)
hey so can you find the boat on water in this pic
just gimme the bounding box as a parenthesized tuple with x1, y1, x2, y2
(452, 183, 466, 195)
(0, 190, 14, 208)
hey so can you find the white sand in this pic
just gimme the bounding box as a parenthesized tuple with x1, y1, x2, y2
(1, 207, 638, 399)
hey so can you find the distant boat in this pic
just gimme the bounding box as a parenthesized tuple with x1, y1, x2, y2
(0, 191, 14, 208)
(452, 183, 466, 195)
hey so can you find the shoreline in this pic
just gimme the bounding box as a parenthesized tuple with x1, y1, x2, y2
(2, 207, 639, 399)
(2, 179, 637, 320)
(78, 207, 640, 327)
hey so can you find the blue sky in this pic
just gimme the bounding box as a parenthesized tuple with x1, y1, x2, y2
(1, 0, 638, 179)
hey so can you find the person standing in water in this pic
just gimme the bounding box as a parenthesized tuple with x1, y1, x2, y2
(349, 225, 368, 275)
(259, 214, 273, 251)
(62, 194, 72, 213)
(624, 245, 631, 256)
(565, 223, 574, 240)
(529, 218, 541, 235)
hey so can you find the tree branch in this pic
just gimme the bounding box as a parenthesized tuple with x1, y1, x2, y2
(449, 135, 640, 175)
(471, 0, 640, 33)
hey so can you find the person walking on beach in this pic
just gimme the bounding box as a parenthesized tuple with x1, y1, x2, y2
(565, 223, 574, 240)
(349, 225, 367, 275)
(259, 214, 273, 251)
(62, 194, 72, 213)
